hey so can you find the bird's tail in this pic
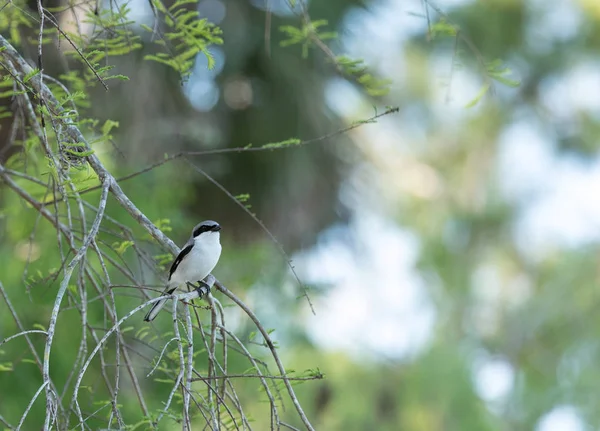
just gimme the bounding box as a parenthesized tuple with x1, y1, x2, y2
(144, 288, 175, 322)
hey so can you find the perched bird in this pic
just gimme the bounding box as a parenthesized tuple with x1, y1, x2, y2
(144, 220, 222, 322)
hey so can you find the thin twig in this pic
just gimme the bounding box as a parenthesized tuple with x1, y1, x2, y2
(216, 282, 315, 431)
(42, 178, 110, 431)
(53, 106, 400, 203)
(193, 374, 323, 382)
(16, 381, 49, 431)
(72, 293, 197, 416)
(0, 282, 66, 423)
(41, 11, 109, 89)
(213, 299, 228, 413)
(146, 337, 179, 377)
(218, 325, 280, 429)
(207, 293, 219, 428)
(184, 305, 194, 431)
(0, 329, 48, 347)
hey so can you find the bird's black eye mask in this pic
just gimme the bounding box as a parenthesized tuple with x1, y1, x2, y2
(193, 224, 221, 237)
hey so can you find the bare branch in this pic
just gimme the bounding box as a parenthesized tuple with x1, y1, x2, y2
(42, 177, 110, 431)
(146, 337, 179, 378)
(216, 282, 315, 431)
(192, 374, 323, 382)
(17, 381, 49, 431)
(53, 106, 400, 202)
(0, 330, 48, 347)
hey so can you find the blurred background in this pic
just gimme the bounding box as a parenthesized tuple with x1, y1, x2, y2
(2, 0, 600, 429)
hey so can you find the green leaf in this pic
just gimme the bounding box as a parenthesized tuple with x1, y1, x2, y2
(23, 68, 41, 83)
(0, 362, 14, 372)
(464, 82, 491, 108)
(430, 19, 457, 38)
(235, 193, 250, 203)
(490, 73, 520, 87)
(63, 148, 94, 157)
(112, 240, 135, 255)
(101, 119, 119, 136)
(261, 138, 301, 149)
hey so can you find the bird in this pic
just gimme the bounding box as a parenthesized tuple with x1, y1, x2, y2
(144, 220, 222, 322)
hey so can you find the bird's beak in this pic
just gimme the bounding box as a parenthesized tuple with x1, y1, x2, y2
(212, 225, 222, 232)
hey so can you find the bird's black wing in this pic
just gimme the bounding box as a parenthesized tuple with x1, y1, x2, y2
(168, 244, 194, 281)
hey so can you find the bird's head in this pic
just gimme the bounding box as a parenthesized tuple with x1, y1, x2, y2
(191, 220, 221, 241)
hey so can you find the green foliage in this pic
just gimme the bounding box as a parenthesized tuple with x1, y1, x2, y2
(261, 138, 301, 149)
(486, 59, 520, 87)
(51, 6, 141, 85)
(0, 0, 33, 46)
(22, 68, 41, 83)
(464, 60, 519, 107)
(335, 55, 394, 96)
(127, 418, 155, 430)
(279, 19, 391, 96)
(112, 240, 135, 255)
(142, 0, 223, 77)
(61, 142, 94, 157)
(464, 82, 491, 108)
(429, 18, 457, 38)
(0, 362, 14, 372)
(58, 90, 86, 109)
(234, 193, 253, 209)
(427, 15, 520, 107)
(56, 71, 92, 109)
(154, 218, 173, 234)
(280, 20, 336, 58)
(235, 193, 251, 203)
(154, 253, 174, 268)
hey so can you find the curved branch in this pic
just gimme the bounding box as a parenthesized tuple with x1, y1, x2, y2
(215, 282, 315, 431)
(42, 177, 110, 431)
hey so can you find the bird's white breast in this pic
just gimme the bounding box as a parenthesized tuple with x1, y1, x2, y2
(170, 232, 222, 288)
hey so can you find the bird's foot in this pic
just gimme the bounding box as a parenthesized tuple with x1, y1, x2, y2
(195, 280, 211, 299)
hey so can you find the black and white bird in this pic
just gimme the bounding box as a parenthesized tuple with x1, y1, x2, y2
(144, 220, 222, 322)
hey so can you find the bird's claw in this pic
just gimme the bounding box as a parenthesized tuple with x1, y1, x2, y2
(195, 280, 211, 298)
